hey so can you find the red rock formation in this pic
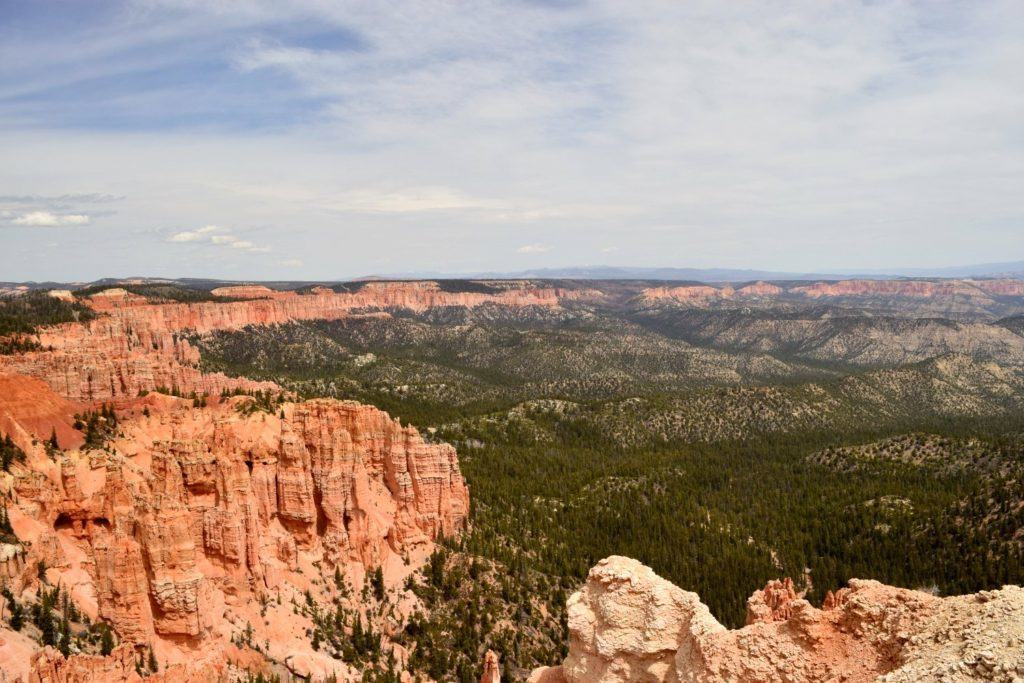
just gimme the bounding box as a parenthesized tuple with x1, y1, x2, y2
(27, 642, 260, 682)
(0, 373, 82, 450)
(531, 556, 1024, 683)
(209, 285, 276, 299)
(85, 288, 150, 311)
(85, 281, 570, 336)
(0, 281, 578, 403)
(640, 285, 727, 304)
(4, 393, 466, 678)
(972, 278, 1024, 296)
(29, 644, 141, 683)
(638, 278, 1024, 308)
(480, 649, 501, 683)
(744, 577, 799, 624)
(640, 281, 779, 304)
(0, 284, 500, 680)
(0, 313, 276, 403)
(735, 281, 782, 297)
(792, 279, 978, 299)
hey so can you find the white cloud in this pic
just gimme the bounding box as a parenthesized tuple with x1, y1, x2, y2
(11, 211, 89, 226)
(325, 187, 498, 214)
(281, 258, 303, 267)
(517, 244, 551, 254)
(169, 225, 220, 242)
(166, 225, 270, 254)
(2, 1, 1023, 278)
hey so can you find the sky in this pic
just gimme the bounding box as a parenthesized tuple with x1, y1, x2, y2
(1, 0, 1022, 281)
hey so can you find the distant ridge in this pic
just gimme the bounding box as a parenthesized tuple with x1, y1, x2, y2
(364, 260, 1024, 282)
(2, 260, 1022, 290)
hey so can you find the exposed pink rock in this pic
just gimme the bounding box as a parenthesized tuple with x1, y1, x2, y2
(86, 288, 150, 311)
(971, 278, 1024, 296)
(735, 281, 782, 297)
(640, 285, 727, 304)
(209, 285, 277, 299)
(28, 644, 141, 683)
(792, 279, 978, 299)
(638, 278, 1024, 309)
(0, 281, 582, 403)
(28, 642, 255, 682)
(744, 577, 799, 624)
(3, 387, 467, 675)
(0, 373, 82, 450)
(534, 556, 1024, 683)
(480, 649, 501, 683)
(0, 284, 482, 680)
(0, 625, 40, 682)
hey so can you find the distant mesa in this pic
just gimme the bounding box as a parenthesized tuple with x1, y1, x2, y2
(210, 284, 277, 299)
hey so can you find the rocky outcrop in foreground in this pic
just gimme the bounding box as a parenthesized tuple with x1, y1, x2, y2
(530, 556, 1024, 683)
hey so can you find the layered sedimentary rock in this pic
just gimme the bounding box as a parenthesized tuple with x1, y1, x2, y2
(531, 556, 1024, 683)
(639, 278, 1024, 313)
(0, 312, 276, 402)
(2, 391, 467, 677)
(81, 281, 574, 333)
(0, 281, 580, 402)
(0, 283, 517, 681)
(0, 373, 82, 450)
(26, 642, 263, 682)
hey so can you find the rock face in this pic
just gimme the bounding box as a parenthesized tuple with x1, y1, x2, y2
(531, 556, 1024, 683)
(26, 642, 258, 682)
(13, 396, 466, 654)
(0, 373, 82, 450)
(480, 650, 501, 683)
(0, 283, 505, 681)
(638, 278, 1024, 320)
(0, 281, 576, 402)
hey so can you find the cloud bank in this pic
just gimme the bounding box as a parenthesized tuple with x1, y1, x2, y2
(0, 1, 1021, 280)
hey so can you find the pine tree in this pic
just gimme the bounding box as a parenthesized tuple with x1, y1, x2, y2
(371, 566, 385, 602)
(58, 616, 71, 656)
(100, 625, 114, 655)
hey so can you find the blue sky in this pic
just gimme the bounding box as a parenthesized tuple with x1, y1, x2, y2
(1, 0, 1022, 281)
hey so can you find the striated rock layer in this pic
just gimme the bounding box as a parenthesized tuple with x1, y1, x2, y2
(2, 392, 467, 679)
(638, 278, 1024, 320)
(0, 282, 523, 681)
(0, 281, 579, 402)
(531, 556, 1024, 683)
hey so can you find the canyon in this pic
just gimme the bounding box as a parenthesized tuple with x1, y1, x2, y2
(2, 278, 1024, 682)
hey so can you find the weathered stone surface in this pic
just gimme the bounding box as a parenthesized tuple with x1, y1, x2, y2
(480, 649, 501, 683)
(639, 277, 1024, 309)
(535, 556, 1024, 683)
(0, 284, 516, 681)
(0, 281, 583, 402)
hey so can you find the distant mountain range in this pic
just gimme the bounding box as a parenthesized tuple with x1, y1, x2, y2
(367, 260, 1024, 282)
(3, 261, 1023, 290)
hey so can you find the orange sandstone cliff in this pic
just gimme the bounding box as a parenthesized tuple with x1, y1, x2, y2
(638, 277, 1024, 310)
(1, 389, 468, 681)
(0, 283, 526, 681)
(0, 281, 577, 402)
